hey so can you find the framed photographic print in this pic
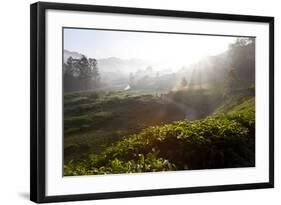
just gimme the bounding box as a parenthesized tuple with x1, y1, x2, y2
(30, 1, 274, 203)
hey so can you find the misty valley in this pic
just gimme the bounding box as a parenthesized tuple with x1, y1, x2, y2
(63, 37, 255, 176)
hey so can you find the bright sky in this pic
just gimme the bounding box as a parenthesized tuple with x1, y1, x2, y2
(64, 28, 238, 69)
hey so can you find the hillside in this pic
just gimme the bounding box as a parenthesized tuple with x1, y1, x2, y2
(63, 90, 186, 162)
(64, 97, 255, 176)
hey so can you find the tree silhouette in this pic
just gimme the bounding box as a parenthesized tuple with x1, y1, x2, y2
(181, 77, 188, 88)
(63, 55, 100, 92)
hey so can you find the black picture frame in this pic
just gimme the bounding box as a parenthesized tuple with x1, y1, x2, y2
(30, 1, 274, 203)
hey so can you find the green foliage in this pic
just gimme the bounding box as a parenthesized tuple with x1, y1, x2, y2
(64, 111, 113, 135)
(63, 90, 185, 162)
(215, 86, 255, 113)
(64, 97, 255, 176)
(64, 152, 176, 175)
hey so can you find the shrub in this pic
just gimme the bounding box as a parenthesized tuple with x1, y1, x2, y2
(64, 98, 255, 176)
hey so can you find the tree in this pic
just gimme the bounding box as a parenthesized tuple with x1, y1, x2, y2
(146, 66, 153, 72)
(63, 55, 100, 92)
(76, 55, 91, 90)
(89, 58, 100, 87)
(63, 57, 78, 92)
(224, 68, 243, 95)
(156, 72, 159, 78)
(181, 77, 188, 88)
(227, 37, 255, 87)
(129, 72, 134, 86)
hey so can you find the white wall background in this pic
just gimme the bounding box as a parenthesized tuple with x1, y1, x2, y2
(0, 0, 279, 204)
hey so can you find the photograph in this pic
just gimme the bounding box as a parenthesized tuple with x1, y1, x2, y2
(63, 28, 256, 176)
(29, 2, 274, 202)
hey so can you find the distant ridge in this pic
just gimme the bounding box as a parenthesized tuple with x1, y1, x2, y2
(64, 50, 83, 62)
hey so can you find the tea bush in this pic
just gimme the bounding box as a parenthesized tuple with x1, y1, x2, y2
(64, 98, 255, 176)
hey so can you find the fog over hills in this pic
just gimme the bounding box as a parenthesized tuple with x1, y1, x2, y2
(63, 49, 229, 89)
(63, 43, 254, 91)
(64, 49, 152, 85)
(64, 50, 149, 72)
(97, 57, 149, 73)
(64, 50, 83, 62)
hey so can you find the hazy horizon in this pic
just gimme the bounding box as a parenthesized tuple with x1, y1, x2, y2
(64, 28, 239, 71)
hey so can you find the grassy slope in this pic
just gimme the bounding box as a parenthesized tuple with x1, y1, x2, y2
(64, 90, 185, 161)
(64, 97, 255, 176)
